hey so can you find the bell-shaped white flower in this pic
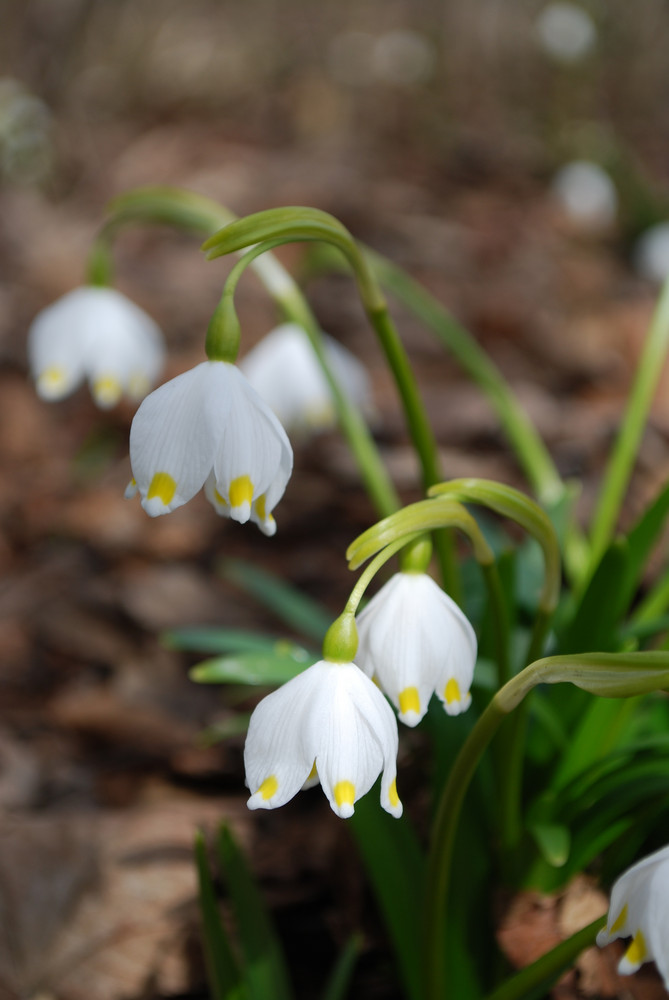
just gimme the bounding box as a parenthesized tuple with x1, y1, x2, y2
(239, 322, 371, 436)
(597, 843, 669, 988)
(28, 286, 165, 409)
(356, 572, 477, 727)
(244, 659, 402, 819)
(127, 359, 293, 534)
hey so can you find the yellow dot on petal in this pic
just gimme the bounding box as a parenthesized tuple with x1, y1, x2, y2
(258, 775, 278, 800)
(334, 781, 355, 808)
(214, 487, 228, 507)
(624, 930, 647, 966)
(388, 780, 399, 809)
(229, 475, 254, 508)
(611, 904, 628, 933)
(399, 687, 420, 716)
(444, 678, 461, 704)
(93, 375, 122, 406)
(38, 366, 67, 392)
(147, 471, 177, 506)
(307, 761, 318, 781)
(254, 494, 267, 521)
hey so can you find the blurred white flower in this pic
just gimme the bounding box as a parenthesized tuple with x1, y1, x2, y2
(356, 572, 477, 727)
(372, 30, 435, 86)
(535, 3, 597, 63)
(244, 658, 402, 818)
(0, 78, 52, 184)
(634, 223, 669, 284)
(127, 360, 292, 534)
(28, 286, 165, 409)
(551, 161, 617, 230)
(239, 322, 371, 436)
(597, 843, 669, 989)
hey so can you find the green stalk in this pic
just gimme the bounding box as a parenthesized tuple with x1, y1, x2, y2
(587, 274, 669, 584)
(98, 187, 399, 520)
(367, 250, 565, 510)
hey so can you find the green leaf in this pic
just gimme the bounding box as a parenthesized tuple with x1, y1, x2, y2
(527, 822, 570, 868)
(559, 540, 629, 653)
(218, 825, 294, 1000)
(320, 934, 363, 1000)
(194, 832, 246, 1000)
(163, 626, 289, 654)
(349, 795, 425, 1000)
(621, 480, 669, 613)
(190, 645, 317, 686)
(219, 559, 332, 642)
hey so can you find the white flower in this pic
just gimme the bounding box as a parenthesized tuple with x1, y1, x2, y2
(552, 161, 617, 230)
(597, 843, 669, 988)
(634, 223, 669, 284)
(535, 2, 597, 64)
(244, 659, 402, 819)
(239, 322, 371, 436)
(127, 359, 293, 534)
(28, 286, 165, 409)
(356, 572, 477, 727)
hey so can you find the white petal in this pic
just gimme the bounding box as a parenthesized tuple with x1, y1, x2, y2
(82, 288, 164, 407)
(28, 288, 91, 400)
(244, 664, 324, 810)
(129, 361, 224, 515)
(212, 365, 293, 524)
(303, 661, 400, 818)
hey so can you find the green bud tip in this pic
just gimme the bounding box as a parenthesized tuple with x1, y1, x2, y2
(322, 613, 359, 663)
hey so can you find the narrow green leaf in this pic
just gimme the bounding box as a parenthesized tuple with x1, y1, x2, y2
(218, 825, 293, 1000)
(320, 934, 363, 1000)
(622, 480, 669, 611)
(190, 646, 316, 686)
(162, 626, 285, 654)
(550, 697, 638, 790)
(219, 559, 332, 642)
(560, 541, 629, 653)
(194, 832, 245, 1000)
(483, 916, 605, 1000)
(349, 795, 425, 1000)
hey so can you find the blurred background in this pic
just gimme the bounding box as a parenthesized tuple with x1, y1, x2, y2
(2, 1, 669, 998)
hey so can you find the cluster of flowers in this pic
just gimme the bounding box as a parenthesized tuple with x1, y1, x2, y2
(27, 282, 669, 993)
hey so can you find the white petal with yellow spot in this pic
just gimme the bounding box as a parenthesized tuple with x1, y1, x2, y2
(356, 572, 477, 727)
(597, 842, 669, 988)
(128, 360, 293, 532)
(28, 286, 164, 409)
(244, 659, 402, 819)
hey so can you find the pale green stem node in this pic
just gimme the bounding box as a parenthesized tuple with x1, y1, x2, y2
(322, 613, 359, 663)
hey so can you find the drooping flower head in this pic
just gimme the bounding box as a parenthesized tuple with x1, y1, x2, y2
(597, 843, 669, 989)
(244, 658, 402, 819)
(28, 286, 165, 409)
(356, 571, 477, 727)
(127, 359, 293, 535)
(239, 322, 371, 436)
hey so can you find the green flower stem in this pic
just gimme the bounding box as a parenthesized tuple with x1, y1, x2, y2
(425, 651, 669, 1000)
(482, 916, 606, 1000)
(345, 532, 425, 618)
(587, 273, 669, 586)
(203, 206, 459, 596)
(482, 561, 511, 687)
(366, 249, 565, 510)
(98, 187, 400, 520)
